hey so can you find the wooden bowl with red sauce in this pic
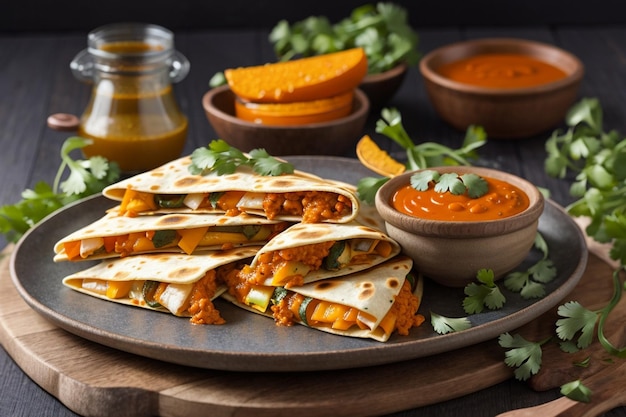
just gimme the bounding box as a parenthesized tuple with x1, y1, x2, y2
(419, 38, 584, 139)
(375, 166, 544, 287)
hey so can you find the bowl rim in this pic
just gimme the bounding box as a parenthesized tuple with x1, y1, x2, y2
(202, 85, 370, 131)
(419, 37, 585, 96)
(375, 165, 545, 238)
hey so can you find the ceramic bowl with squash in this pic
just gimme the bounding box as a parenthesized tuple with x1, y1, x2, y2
(375, 165, 544, 287)
(202, 85, 370, 156)
(419, 38, 584, 139)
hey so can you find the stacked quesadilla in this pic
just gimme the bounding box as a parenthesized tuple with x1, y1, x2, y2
(54, 143, 424, 340)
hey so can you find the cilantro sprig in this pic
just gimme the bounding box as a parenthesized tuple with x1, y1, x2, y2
(0, 137, 120, 243)
(498, 333, 551, 381)
(411, 170, 489, 198)
(357, 108, 487, 204)
(503, 232, 557, 299)
(463, 269, 506, 314)
(268, 2, 420, 74)
(499, 98, 626, 402)
(544, 97, 626, 359)
(189, 139, 294, 176)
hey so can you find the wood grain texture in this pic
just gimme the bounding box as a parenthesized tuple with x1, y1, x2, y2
(0, 236, 622, 417)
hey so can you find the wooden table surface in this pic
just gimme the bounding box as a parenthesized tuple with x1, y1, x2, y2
(1, 23, 626, 417)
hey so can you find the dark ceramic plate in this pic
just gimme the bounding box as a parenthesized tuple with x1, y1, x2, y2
(10, 157, 587, 372)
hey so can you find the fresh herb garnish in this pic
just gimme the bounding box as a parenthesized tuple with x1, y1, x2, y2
(503, 232, 557, 299)
(499, 98, 626, 401)
(410, 170, 489, 198)
(544, 97, 626, 360)
(356, 108, 487, 204)
(430, 312, 472, 335)
(555, 301, 598, 350)
(268, 2, 420, 74)
(189, 139, 294, 176)
(0, 137, 120, 243)
(462, 269, 506, 314)
(498, 333, 550, 381)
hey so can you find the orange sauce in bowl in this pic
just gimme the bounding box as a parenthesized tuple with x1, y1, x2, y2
(392, 176, 530, 221)
(435, 53, 567, 88)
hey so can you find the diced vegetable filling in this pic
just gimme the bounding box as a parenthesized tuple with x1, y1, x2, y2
(79, 270, 227, 325)
(62, 223, 288, 260)
(222, 272, 424, 337)
(236, 239, 394, 288)
(118, 188, 352, 223)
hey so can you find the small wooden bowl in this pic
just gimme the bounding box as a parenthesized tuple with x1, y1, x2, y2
(419, 38, 584, 139)
(359, 63, 408, 109)
(375, 166, 544, 287)
(202, 85, 370, 156)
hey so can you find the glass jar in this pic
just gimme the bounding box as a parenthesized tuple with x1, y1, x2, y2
(70, 23, 190, 173)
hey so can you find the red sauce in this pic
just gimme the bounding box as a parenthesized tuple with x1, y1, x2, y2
(392, 176, 530, 221)
(436, 53, 567, 89)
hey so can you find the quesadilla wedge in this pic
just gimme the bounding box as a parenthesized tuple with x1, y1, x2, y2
(222, 256, 425, 341)
(54, 210, 290, 262)
(102, 156, 359, 223)
(62, 248, 258, 324)
(235, 222, 400, 288)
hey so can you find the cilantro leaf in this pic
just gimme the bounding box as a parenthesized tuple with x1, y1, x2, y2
(462, 284, 490, 314)
(520, 280, 547, 299)
(430, 312, 472, 334)
(528, 258, 557, 283)
(503, 237, 557, 299)
(462, 268, 506, 314)
(409, 170, 439, 191)
(461, 173, 489, 198)
(498, 333, 546, 381)
(503, 270, 529, 293)
(1, 137, 119, 243)
(189, 140, 294, 177)
(556, 301, 598, 349)
(434, 172, 466, 195)
(248, 148, 294, 176)
(408, 170, 488, 197)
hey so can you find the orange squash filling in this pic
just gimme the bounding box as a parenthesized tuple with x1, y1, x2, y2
(235, 239, 394, 288)
(63, 223, 288, 260)
(117, 187, 353, 223)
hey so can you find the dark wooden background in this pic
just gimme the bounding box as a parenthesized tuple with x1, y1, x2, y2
(4, 0, 626, 33)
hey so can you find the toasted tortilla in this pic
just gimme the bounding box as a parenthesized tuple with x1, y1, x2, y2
(53, 209, 289, 262)
(222, 255, 423, 342)
(62, 247, 258, 320)
(102, 156, 360, 223)
(238, 221, 401, 286)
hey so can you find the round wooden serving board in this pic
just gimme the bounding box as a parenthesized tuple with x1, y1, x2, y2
(0, 241, 618, 417)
